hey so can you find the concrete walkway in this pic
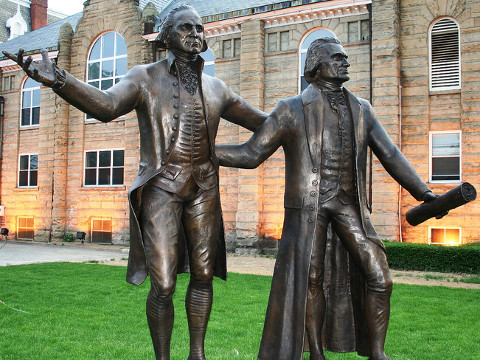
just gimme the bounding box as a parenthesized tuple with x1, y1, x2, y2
(0, 241, 128, 266)
(1, 240, 479, 289)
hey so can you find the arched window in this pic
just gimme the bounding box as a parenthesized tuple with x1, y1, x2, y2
(87, 32, 127, 119)
(202, 48, 215, 77)
(21, 78, 41, 127)
(429, 18, 461, 91)
(299, 28, 337, 92)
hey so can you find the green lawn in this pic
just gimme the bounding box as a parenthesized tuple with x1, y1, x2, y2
(0, 263, 479, 360)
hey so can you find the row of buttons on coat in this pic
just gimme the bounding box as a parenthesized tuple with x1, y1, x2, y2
(161, 81, 181, 166)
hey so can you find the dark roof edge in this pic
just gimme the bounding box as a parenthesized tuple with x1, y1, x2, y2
(199, 0, 333, 24)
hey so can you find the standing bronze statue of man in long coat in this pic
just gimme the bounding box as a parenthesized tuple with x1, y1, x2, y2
(216, 38, 438, 360)
(4, 5, 266, 360)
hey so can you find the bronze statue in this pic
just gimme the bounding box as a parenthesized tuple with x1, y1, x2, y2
(4, 5, 266, 360)
(216, 38, 439, 360)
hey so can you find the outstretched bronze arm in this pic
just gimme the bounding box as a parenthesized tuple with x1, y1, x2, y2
(2, 48, 139, 121)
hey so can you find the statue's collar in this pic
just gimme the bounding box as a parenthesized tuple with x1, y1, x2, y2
(302, 83, 350, 107)
(167, 51, 204, 74)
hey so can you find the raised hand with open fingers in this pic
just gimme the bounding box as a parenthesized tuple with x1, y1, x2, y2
(2, 48, 61, 88)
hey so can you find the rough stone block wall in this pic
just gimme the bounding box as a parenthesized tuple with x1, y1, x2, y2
(62, 0, 144, 244)
(399, 0, 480, 244)
(370, 0, 402, 241)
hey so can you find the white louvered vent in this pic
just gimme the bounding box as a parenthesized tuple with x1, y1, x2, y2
(430, 18, 460, 91)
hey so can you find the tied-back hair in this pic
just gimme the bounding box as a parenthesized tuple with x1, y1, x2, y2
(155, 4, 208, 52)
(304, 37, 340, 84)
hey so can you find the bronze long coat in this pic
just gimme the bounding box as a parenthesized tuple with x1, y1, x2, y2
(217, 83, 430, 359)
(55, 53, 266, 286)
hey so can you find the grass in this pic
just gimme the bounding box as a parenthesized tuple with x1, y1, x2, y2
(1, 263, 479, 360)
(423, 274, 446, 281)
(460, 275, 480, 284)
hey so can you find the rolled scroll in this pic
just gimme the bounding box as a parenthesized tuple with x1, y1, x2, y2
(406, 182, 477, 226)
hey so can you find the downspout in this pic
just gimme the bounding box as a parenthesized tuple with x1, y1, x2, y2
(398, 85, 403, 242)
(0, 96, 4, 206)
(367, 3, 373, 213)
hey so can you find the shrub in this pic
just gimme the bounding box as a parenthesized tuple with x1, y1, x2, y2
(62, 233, 75, 243)
(384, 241, 480, 274)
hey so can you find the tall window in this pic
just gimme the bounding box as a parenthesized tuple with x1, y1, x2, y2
(21, 78, 41, 127)
(91, 218, 112, 244)
(267, 33, 278, 52)
(17, 216, 34, 240)
(202, 48, 215, 76)
(222, 39, 232, 58)
(18, 154, 38, 188)
(429, 18, 461, 91)
(280, 31, 289, 51)
(87, 32, 127, 119)
(233, 38, 241, 57)
(429, 131, 461, 183)
(84, 149, 125, 186)
(299, 29, 337, 92)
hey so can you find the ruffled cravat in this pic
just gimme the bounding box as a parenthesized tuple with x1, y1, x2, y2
(173, 50, 199, 96)
(323, 89, 346, 114)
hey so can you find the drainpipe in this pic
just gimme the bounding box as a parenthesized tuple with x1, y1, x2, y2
(367, 3, 373, 212)
(0, 96, 4, 206)
(398, 85, 403, 242)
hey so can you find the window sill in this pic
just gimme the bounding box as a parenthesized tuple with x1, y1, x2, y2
(344, 41, 369, 47)
(428, 180, 462, 185)
(80, 185, 126, 191)
(429, 89, 461, 96)
(14, 187, 39, 191)
(85, 116, 126, 123)
(264, 50, 297, 57)
(19, 125, 40, 130)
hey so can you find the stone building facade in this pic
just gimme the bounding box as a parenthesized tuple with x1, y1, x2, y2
(0, 0, 478, 250)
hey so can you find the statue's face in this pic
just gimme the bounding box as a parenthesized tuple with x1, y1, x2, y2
(169, 9, 204, 54)
(316, 43, 350, 84)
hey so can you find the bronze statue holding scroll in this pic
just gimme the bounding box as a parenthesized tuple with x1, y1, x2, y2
(216, 37, 440, 360)
(4, 5, 266, 360)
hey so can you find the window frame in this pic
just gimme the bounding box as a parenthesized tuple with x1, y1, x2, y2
(83, 149, 125, 187)
(18, 153, 38, 188)
(17, 216, 34, 240)
(429, 17, 461, 92)
(91, 218, 113, 244)
(279, 30, 290, 51)
(347, 19, 370, 44)
(221, 38, 241, 59)
(429, 130, 462, 184)
(20, 77, 41, 128)
(267, 32, 278, 52)
(2, 75, 15, 91)
(86, 32, 128, 121)
(428, 226, 462, 246)
(298, 28, 338, 93)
